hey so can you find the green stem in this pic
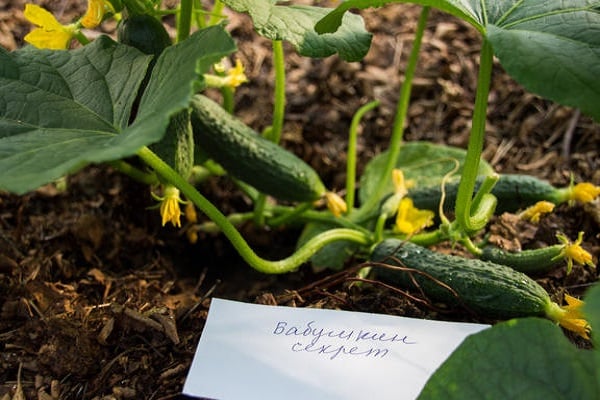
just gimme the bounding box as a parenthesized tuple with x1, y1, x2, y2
(267, 40, 286, 144)
(354, 6, 429, 219)
(454, 39, 494, 234)
(346, 100, 380, 210)
(176, 0, 193, 43)
(193, 0, 205, 28)
(254, 40, 286, 224)
(108, 160, 158, 185)
(138, 147, 371, 273)
(73, 31, 91, 46)
(268, 202, 313, 227)
(207, 0, 224, 26)
(195, 212, 257, 234)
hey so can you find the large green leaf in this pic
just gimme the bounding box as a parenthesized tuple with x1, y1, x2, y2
(221, 0, 372, 62)
(0, 26, 235, 194)
(418, 317, 599, 400)
(584, 283, 600, 389)
(358, 141, 493, 206)
(316, 0, 600, 120)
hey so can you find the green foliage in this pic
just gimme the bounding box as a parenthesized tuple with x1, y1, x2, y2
(0, 26, 235, 194)
(419, 283, 600, 399)
(297, 142, 492, 271)
(358, 141, 493, 206)
(316, 0, 600, 120)
(221, 0, 372, 61)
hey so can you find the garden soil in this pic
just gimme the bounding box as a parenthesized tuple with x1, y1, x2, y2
(1, 1, 599, 398)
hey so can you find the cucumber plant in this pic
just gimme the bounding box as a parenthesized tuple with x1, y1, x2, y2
(2, 0, 599, 371)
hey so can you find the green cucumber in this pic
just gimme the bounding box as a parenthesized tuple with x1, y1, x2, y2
(480, 245, 564, 275)
(370, 239, 553, 319)
(117, 14, 171, 56)
(409, 174, 565, 214)
(151, 109, 194, 179)
(190, 94, 326, 202)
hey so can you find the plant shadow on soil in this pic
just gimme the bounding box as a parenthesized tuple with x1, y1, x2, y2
(1, 2, 600, 399)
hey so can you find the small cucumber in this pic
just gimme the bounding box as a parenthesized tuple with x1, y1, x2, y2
(117, 14, 171, 56)
(480, 245, 564, 275)
(370, 239, 552, 319)
(151, 109, 194, 179)
(409, 174, 564, 214)
(190, 94, 326, 202)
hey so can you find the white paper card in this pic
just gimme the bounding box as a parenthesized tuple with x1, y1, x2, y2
(183, 298, 488, 400)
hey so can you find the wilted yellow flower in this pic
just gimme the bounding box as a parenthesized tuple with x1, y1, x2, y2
(394, 197, 434, 235)
(555, 232, 595, 274)
(325, 191, 347, 218)
(153, 185, 184, 227)
(24, 4, 77, 49)
(80, 0, 115, 29)
(568, 182, 600, 203)
(546, 294, 590, 340)
(184, 201, 199, 243)
(519, 201, 555, 223)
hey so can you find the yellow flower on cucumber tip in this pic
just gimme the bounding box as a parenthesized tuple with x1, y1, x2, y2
(24, 4, 77, 49)
(568, 182, 600, 203)
(225, 59, 249, 88)
(546, 294, 590, 340)
(325, 191, 347, 218)
(80, 0, 115, 29)
(204, 59, 248, 89)
(394, 197, 434, 235)
(555, 231, 595, 274)
(519, 200, 555, 223)
(153, 185, 184, 228)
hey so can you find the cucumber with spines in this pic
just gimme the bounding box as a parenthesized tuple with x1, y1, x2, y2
(190, 94, 326, 202)
(409, 174, 566, 214)
(370, 239, 553, 319)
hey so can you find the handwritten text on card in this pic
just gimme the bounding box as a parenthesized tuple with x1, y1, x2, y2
(273, 320, 416, 360)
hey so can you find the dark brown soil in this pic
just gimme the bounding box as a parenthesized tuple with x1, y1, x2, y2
(1, 2, 599, 399)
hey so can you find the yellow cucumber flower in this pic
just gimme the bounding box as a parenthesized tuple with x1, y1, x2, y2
(225, 59, 248, 88)
(555, 232, 595, 274)
(24, 4, 77, 49)
(519, 200, 555, 223)
(325, 191, 347, 218)
(546, 294, 590, 340)
(153, 185, 184, 227)
(204, 59, 248, 89)
(394, 197, 435, 235)
(80, 0, 115, 29)
(568, 182, 600, 203)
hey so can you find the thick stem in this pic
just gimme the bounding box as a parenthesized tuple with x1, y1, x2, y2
(176, 0, 193, 42)
(454, 39, 494, 233)
(354, 6, 429, 218)
(254, 40, 286, 224)
(137, 147, 370, 273)
(268, 40, 286, 144)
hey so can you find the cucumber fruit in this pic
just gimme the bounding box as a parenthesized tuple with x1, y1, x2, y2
(409, 174, 564, 214)
(117, 14, 171, 56)
(370, 238, 552, 319)
(190, 94, 326, 202)
(480, 245, 564, 275)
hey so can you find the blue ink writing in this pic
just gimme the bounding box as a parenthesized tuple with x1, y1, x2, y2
(273, 320, 416, 360)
